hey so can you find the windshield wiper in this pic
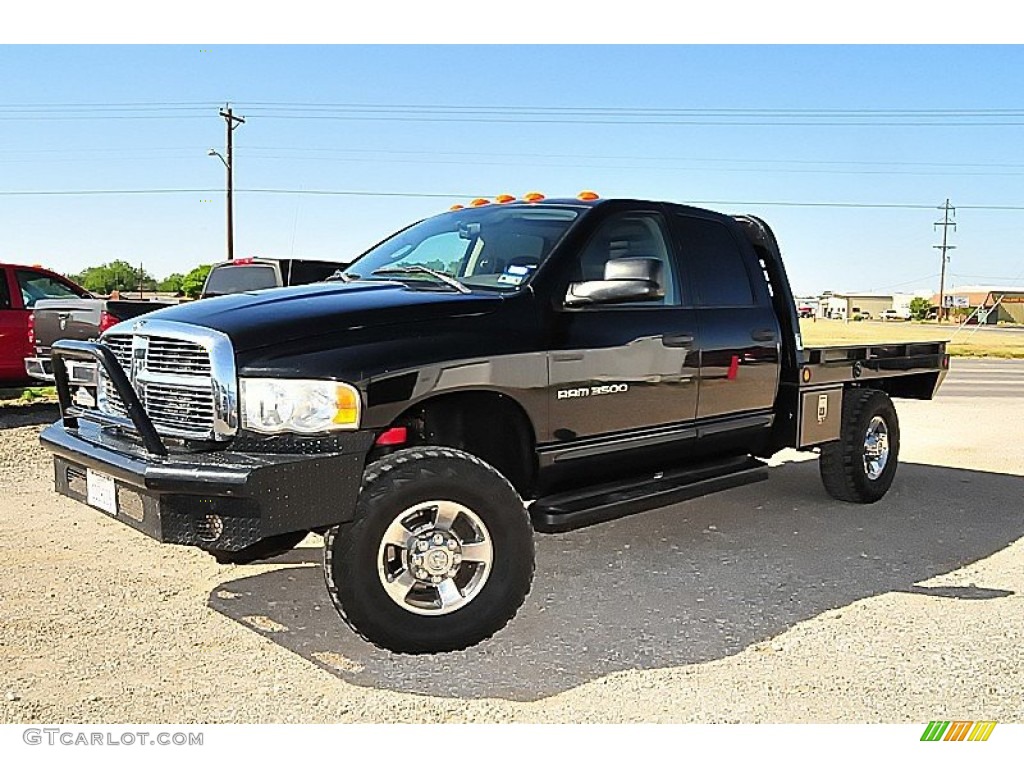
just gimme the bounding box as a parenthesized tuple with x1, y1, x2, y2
(325, 269, 359, 282)
(371, 266, 471, 294)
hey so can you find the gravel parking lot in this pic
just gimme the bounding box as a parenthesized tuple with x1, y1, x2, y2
(2, 360, 1022, 723)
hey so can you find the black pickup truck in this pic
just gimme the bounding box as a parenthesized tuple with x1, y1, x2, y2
(40, 195, 948, 654)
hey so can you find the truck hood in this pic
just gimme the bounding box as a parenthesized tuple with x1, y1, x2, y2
(131, 281, 504, 352)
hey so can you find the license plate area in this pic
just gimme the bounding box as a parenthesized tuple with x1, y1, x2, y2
(86, 468, 117, 516)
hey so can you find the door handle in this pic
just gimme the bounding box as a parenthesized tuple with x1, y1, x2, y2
(552, 352, 584, 362)
(663, 333, 695, 348)
(751, 329, 777, 342)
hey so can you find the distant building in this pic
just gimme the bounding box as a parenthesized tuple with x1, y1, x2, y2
(817, 292, 908, 320)
(929, 286, 1024, 324)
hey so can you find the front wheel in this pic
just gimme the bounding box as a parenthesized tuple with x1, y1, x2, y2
(819, 388, 900, 503)
(323, 447, 535, 653)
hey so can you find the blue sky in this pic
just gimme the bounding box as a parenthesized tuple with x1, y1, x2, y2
(2, 45, 1024, 295)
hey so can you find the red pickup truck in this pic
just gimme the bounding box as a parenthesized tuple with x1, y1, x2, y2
(0, 263, 91, 385)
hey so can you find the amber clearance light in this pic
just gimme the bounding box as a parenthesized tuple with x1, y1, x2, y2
(577, 190, 600, 201)
(522, 191, 545, 203)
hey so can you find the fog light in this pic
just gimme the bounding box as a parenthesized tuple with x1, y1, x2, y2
(196, 514, 224, 543)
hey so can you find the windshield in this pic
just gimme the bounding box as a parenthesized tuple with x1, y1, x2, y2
(346, 206, 581, 291)
(203, 264, 279, 296)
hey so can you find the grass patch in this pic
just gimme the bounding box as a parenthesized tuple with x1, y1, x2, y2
(0, 386, 57, 404)
(799, 319, 1024, 359)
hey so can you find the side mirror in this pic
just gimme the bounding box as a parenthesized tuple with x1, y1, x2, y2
(565, 257, 665, 306)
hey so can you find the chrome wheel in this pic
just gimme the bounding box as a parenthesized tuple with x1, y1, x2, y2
(863, 415, 890, 480)
(376, 500, 493, 616)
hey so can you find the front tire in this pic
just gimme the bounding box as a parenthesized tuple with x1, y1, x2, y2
(324, 447, 535, 654)
(819, 388, 900, 503)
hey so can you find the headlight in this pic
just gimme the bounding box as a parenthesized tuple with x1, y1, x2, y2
(240, 378, 361, 434)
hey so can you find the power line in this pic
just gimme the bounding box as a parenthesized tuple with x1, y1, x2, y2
(10, 100, 1024, 126)
(242, 113, 1024, 127)
(237, 151, 1024, 178)
(4, 188, 1024, 211)
(239, 102, 1024, 118)
(10, 101, 1024, 116)
(240, 145, 1024, 170)
(847, 273, 941, 294)
(5, 142, 1024, 177)
(0, 115, 210, 121)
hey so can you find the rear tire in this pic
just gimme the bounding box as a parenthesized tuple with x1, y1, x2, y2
(324, 447, 534, 654)
(819, 388, 900, 503)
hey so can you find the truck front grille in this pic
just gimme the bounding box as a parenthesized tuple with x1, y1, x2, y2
(145, 338, 212, 375)
(97, 322, 237, 442)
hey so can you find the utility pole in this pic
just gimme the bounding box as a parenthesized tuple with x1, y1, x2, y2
(216, 105, 245, 261)
(934, 198, 956, 323)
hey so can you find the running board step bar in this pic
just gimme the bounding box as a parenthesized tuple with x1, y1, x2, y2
(530, 455, 769, 533)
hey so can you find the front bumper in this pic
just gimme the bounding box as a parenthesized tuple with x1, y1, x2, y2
(41, 338, 372, 552)
(42, 422, 372, 551)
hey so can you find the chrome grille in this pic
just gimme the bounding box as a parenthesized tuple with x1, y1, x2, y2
(103, 335, 133, 371)
(145, 338, 211, 375)
(98, 321, 236, 442)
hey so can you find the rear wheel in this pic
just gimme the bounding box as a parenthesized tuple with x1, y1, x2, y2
(324, 447, 534, 653)
(819, 388, 900, 503)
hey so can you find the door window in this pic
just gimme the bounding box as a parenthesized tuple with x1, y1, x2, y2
(573, 212, 679, 305)
(15, 270, 84, 308)
(674, 216, 754, 306)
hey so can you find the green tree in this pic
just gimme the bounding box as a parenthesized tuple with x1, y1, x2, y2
(158, 273, 185, 293)
(73, 260, 155, 295)
(181, 264, 213, 299)
(910, 296, 931, 320)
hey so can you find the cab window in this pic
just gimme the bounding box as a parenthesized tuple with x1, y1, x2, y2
(15, 269, 85, 308)
(673, 216, 754, 307)
(573, 212, 679, 305)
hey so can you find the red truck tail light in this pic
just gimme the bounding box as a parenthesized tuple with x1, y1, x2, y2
(26, 312, 35, 347)
(98, 310, 121, 334)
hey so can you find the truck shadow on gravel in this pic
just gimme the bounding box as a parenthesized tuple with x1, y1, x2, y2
(208, 459, 1024, 702)
(0, 403, 58, 429)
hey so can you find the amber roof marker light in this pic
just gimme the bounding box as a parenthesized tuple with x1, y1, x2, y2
(577, 190, 600, 201)
(522, 192, 546, 203)
(449, 204, 465, 211)
(470, 198, 490, 207)
(495, 194, 516, 204)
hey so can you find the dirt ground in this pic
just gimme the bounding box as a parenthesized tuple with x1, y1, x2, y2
(1, 365, 1022, 723)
